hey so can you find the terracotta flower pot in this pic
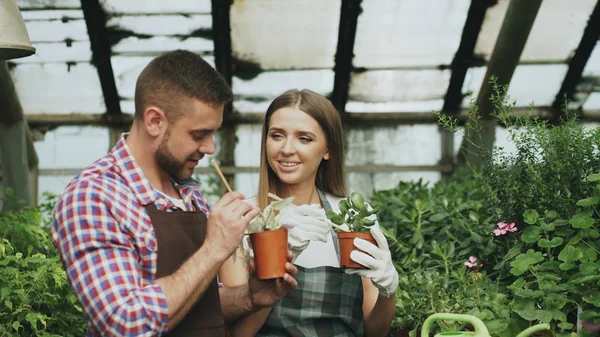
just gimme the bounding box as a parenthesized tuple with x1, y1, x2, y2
(337, 231, 377, 269)
(249, 227, 288, 280)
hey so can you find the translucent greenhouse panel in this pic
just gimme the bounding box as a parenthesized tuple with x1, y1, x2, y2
(16, 0, 79, 9)
(38, 175, 79, 199)
(474, 0, 596, 62)
(348, 69, 451, 104)
(107, 15, 214, 56)
(34, 127, 110, 170)
(345, 100, 444, 113)
(235, 125, 262, 167)
(354, 0, 469, 68)
(347, 172, 441, 199)
(11, 10, 89, 64)
(583, 41, 600, 76)
(232, 70, 334, 102)
(346, 125, 441, 167)
(461, 64, 568, 108)
(113, 55, 216, 114)
(582, 92, 600, 111)
(230, 0, 340, 69)
(11, 63, 105, 114)
(101, 0, 211, 14)
(234, 125, 262, 198)
(107, 15, 211, 36)
(235, 173, 260, 199)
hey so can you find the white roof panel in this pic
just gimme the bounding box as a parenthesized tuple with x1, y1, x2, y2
(11, 63, 105, 114)
(10, 41, 91, 63)
(583, 92, 600, 110)
(232, 70, 335, 100)
(16, 0, 80, 9)
(34, 126, 110, 169)
(112, 36, 213, 56)
(462, 64, 568, 107)
(24, 18, 88, 42)
(230, 0, 340, 69)
(354, 0, 470, 68)
(583, 41, 600, 76)
(475, 0, 596, 62)
(106, 15, 212, 36)
(348, 69, 451, 102)
(101, 0, 211, 14)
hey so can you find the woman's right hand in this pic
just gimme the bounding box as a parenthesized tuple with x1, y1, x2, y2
(276, 204, 330, 256)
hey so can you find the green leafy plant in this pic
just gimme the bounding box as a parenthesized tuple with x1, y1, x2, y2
(246, 197, 294, 234)
(326, 192, 378, 232)
(0, 191, 87, 337)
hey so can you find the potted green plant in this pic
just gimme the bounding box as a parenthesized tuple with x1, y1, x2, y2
(246, 197, 294, 280)
(326, 192, 379, 269)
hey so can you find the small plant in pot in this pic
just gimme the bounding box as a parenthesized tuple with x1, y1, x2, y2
(327, 192, 380, 269)
(246, 197, 294, 280)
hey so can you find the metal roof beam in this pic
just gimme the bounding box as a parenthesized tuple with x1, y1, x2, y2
(552, 0, 600, 112)
(81, 0, 121, 115)
(331, 0, 362, 118)
(442, 0, 492, 113)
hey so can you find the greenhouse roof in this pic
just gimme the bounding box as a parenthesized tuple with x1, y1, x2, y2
(9, 0, 600, 123)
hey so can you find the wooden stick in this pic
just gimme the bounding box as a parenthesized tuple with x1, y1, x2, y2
(268, 192, 350, 232)
(210, 159, 232, 193)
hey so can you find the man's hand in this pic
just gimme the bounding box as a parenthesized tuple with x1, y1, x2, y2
(276, 204, 330, 256)
(248, 250, 298, 308)
(205, 192, 260, 262)
(345, 224, 398, 298)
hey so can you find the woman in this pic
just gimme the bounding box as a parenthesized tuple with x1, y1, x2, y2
(219, 89, 398, 337)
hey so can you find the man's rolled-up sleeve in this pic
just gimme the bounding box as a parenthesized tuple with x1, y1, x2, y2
(52, 181, 169, 337)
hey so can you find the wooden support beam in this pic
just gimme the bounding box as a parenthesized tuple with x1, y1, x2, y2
(331, 0, 362, 118)
(442, 0, 492, 113)
(81, 0, 121, 115)
(552, 0, 600, 114)
(459, 0, 543, 166)
(211, 0, 235, 191)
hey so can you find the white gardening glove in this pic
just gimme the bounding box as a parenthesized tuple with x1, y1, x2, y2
(276, 204, 330, 256)
(345, 224, 398, 298)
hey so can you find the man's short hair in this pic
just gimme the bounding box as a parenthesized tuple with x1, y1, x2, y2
(134, 49, 233, 121)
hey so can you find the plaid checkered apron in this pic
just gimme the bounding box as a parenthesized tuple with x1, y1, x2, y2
(256, 190, 365, 337)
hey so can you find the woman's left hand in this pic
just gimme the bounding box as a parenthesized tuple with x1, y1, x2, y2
(345, 224, 398, 298)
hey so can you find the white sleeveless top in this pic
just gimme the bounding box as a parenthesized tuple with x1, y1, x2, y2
(245, 194, 345, 268)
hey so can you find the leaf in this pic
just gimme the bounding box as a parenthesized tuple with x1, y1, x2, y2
(536, 310, 553, 324)
(558, 245, 583, 263)
(559, 262, 576, 271)
(588, 173, 600, 182)
(558, 322, 574, 330)
(514, 300, 536, 320)
(429, 212, 448, 222)
(540, 221, 555, 231)
(510, 249, 545, 276)
(576, 196, 599, 207)
(521, 226, 543, 243)
(503, 243, 524, 261)
(581, 247, 598, 263)
(26, 312, 39, 330)
(538, 237, 564, 248)
(580, 262, 600, 274)
(545, 210, 559, 219)
(326, 210, 345, 225)
(550, 219, 569, 227)
(569, 210, 595, 229)
(523, 209, 540, 225)
(515, 289, 545, 298)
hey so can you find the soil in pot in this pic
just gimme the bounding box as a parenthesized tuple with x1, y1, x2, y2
(337, 231, 378, 269)
(249, 227, 288, 280)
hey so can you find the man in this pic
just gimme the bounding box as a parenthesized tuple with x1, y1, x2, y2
(51, 49, 298, 337)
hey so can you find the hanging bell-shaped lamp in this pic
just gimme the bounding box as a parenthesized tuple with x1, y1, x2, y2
(0, 0, 35, 60)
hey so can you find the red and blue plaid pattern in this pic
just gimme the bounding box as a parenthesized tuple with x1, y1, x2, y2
(51, 134, 210, 337)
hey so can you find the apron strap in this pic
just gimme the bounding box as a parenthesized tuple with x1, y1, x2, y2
(316, 189, 341, 258)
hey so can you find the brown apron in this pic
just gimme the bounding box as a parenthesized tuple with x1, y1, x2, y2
(145, 201, 227, 337)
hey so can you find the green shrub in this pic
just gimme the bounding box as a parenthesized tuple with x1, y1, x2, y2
(0, 191, 86, 337)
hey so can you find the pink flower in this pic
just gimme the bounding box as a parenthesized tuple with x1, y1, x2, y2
(494, 221, 517, 236)
(464, 256, 478, 268)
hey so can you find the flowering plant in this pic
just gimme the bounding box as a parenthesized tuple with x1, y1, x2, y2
(326, 192, 378, 232)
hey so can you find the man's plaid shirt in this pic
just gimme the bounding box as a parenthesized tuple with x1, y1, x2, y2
(51, 134, 210, 337)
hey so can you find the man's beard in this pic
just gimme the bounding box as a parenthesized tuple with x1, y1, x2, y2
(155, 132, 192, 181)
